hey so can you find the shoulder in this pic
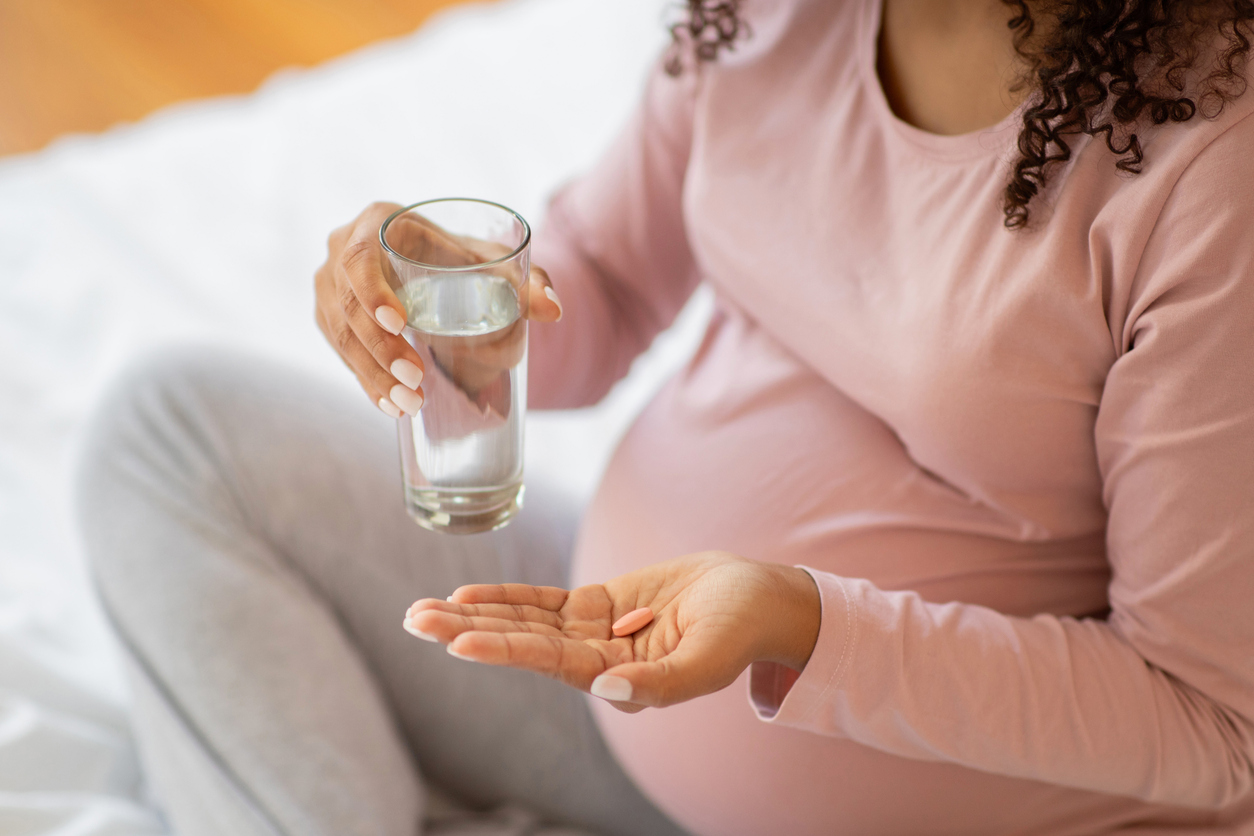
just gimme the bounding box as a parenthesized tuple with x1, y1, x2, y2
(698, 0, 867, 71)
(1142, 61, 1254, 176)
(1071, 73, 1254, 244)
(1099, 103, 1254, 353)
(1172, 104, 1254, 211)
(1144, 103, 1254, 274)
(1125, 88, 1254, 244)
(670, 0, 868, 124)
(1057, 62, 1254, 350)
(1109, 19, 1254, 198)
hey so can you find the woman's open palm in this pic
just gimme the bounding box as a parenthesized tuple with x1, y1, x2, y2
(405, 552, 820, 711)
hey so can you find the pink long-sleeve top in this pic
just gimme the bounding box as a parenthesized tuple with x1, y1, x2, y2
(526, 0, 1254, 833)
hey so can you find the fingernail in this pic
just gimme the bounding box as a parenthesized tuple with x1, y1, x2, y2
(447, 646, 477, 662)
(390, 384, 424, 414)
(543, 286, 563, 320)
(590, 675, 633, 702)
(376, 306, 406, 336)
(377, 397, 402, 419)
(390, 358, 424, 390)
(446, 596, 455, 602)
(402, 619, 439, 642)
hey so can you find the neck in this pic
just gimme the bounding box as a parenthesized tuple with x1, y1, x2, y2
(876, 0, 1045, 135)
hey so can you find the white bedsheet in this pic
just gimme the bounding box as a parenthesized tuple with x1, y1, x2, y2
(0, 0, 710, 831)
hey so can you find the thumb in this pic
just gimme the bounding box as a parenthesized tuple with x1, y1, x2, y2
(588, 635, 745, 709)
(525, 264, 563, 323)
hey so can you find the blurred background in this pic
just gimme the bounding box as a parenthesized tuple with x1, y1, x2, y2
(0, 0, 474, 155)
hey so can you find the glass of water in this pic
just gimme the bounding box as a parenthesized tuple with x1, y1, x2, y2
(379, 198, 529, 534)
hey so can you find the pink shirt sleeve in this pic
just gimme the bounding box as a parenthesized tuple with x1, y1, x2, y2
(526, 63, 703, 409)
(750, 112, 1254, 808)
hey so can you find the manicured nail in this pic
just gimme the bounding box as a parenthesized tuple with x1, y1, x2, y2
(375, 306, 406, 336)
(590, 675, 633, 702)
(402, 618, 439, 642)
(390, 358, 424, 390)
(447, 646, 477, 662)
(543, 286, 563, 320)
(390, 384, 424, 415)
(377, 397, 402, 419)
(611, 607, 654, 637)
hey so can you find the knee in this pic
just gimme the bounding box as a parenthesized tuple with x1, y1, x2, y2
(76, 348, 212, 487)
(73, 347, 245, 579)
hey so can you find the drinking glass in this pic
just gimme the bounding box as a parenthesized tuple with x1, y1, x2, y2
(379, 198, 529, 534)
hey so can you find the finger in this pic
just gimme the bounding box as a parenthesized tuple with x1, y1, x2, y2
(335, 265, 427, 412)
(384, 212, 543, 328)
(422, 318, 526, 389)
(589, 632, 744, 709)
(605, 701, 648, 715)
(388, 213, 484, 268)
(449, 584, 570, 611)
(315, 295, 401, 416)
(406, 610, 565, 643)
(449, 230, 512, 263)
(317, 255, 411, 416)
(341, 202, 409, 336)
(525, 264, 562, 323)
(446, 631, 628, 689)
(407, 598, 563, 629)
(328, 302, 425, 415)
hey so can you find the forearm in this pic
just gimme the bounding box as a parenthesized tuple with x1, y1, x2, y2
(754, 571, 1254, 808)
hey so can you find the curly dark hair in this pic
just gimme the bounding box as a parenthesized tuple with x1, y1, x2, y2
(666, 0, 1254, 229)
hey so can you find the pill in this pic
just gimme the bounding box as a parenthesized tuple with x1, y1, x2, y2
(611, 607, 654, 637)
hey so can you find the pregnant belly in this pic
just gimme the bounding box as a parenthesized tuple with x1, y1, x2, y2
(572, 314, 1112, 617)
(589, 675, 1151, 836)
(571, 388, 1199, 836)
(568, 314, 1125, 834)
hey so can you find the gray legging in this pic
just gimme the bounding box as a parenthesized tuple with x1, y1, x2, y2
(73, 348, 688, 836)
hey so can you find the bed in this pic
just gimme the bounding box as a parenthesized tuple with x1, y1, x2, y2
(0, 0, 710, 831)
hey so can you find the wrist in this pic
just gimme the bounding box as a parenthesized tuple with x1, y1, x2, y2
(762, 564, 821, 672)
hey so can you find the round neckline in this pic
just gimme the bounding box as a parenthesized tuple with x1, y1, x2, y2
(857, 0, 1024, 162)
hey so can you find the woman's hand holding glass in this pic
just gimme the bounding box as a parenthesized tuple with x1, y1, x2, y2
(404, 552, 823, 712)
(314, 202, 562, 417)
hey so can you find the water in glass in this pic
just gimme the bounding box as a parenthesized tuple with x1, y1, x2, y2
(397, 272, 526, 533)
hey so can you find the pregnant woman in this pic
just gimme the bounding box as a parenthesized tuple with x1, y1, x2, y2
(76, 0, 1254, 834)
